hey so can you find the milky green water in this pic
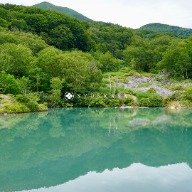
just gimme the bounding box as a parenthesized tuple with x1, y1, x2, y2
(0, 108, 192, 192)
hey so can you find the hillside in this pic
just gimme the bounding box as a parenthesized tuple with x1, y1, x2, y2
(0, 3, 192, 112)
(33, 1, 93, 22)
(140, 23, 192, 37)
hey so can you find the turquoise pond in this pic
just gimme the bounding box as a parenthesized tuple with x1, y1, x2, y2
(0, 108, 192, 192)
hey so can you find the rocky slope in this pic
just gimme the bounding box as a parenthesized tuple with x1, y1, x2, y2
(116, 73, 192, 98)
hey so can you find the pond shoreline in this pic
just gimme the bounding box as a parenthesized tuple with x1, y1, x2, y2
(1, 105, 191, 116)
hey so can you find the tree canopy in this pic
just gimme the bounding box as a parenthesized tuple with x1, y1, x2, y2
(0, 3, 192, 109)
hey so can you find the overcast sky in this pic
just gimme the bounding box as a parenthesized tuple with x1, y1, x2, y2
(1, 0, 192, 29)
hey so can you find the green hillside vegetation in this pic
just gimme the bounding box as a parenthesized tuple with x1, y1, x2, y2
(140, 23, 192, 37)
(33, 1, 93, 22)
(0, 3, 192, 112)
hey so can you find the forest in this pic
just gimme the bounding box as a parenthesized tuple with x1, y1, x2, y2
(140, 23, 192, 37)
(0, 3, 192, 113)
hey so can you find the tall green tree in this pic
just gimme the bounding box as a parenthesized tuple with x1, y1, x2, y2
(37, 47, 63, 79)
(50, 25, 74, 50)
(59, 51, 102, 93)
(0, 43, 34, 77)
(97, 51, 120, 72)
(0, 31, 47, 54)
(50, 77, 64, 107)
(25, 14, 48, 33)
(9, 19, 27, 31)
(158, 40, 192, 78)
(0, 71, 21, 94)
(123, 45, 154, 72)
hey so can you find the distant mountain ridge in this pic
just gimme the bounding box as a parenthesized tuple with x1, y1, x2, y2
(33, 1, 93, 22)
(140, 23, 192, 37)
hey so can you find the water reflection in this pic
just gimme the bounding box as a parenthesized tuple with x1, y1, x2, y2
(23, 163, 192, 192)
(0, 108, 192, 192)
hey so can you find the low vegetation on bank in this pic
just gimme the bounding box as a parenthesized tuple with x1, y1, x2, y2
(0, 94, 47, 114)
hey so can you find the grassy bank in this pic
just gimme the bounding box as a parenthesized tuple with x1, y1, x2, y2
(0, 94, 48, 114)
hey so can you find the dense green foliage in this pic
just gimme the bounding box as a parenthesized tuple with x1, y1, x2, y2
(0, 3, 192, 110)
(0, 4, 93, 51)
(33, 1, 93, 22)
(158, 38, 192, 78)
(140, 23, 192, 37)
(0, 71, 21, 94)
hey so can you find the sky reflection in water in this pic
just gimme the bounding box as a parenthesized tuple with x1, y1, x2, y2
(24, 163, 192, 192)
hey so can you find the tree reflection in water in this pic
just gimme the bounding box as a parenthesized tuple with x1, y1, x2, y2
(0, 108, 191, 191)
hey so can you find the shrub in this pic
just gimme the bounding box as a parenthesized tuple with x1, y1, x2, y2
(169, 85, 184, 91)
(73, 96, 89, 107)
(139, 98, 150, 107)
(16, 93, 41, 111)
(183, 86, 192, 101)
(180, 100, 192, 107)
(163, 92, 183, 106)
(120, 96, 135, 106)
(104, 98, 120, 107)
(166, 101, 181, 109)
(139, 95, 163, 107)
(117, 88, 136, 95)
(147, 88, 156, 94)
(2, 103, 30, 113)
(38, 103, 48, 111)
(0, 71, 21, 94)
(127, 70, 140, 76)
(149, 95, 163, 107)
(136, 91, 153, 99)
(137, 82, 152, 88)
(88, 98, 107, 108)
